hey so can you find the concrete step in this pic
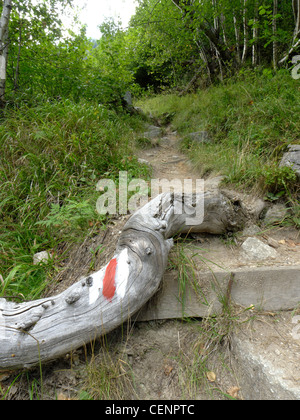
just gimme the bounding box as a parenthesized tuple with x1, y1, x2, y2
(137, 266, 300, 321)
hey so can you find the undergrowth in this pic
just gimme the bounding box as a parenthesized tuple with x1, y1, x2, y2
(137, 69, 300, 197)
(0, 99, 148, 299)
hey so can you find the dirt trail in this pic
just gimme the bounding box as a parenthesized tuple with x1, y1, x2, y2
(138, 128, 223, 192)
(133, 126, 300, 400)
(138, 126, 300, 271)
(2, 124, 299, 401)
(139, 129, 196, 182)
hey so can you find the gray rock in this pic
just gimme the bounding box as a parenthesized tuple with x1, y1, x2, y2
(241, 237, 277, 260)
(185, 131, 211, 144)
(279, 144, 300, 179)
(138, 158, 150, 165)
(264, 203, 288, 225)
(144, 125, 163, 139)
(33, 251, 50, 265)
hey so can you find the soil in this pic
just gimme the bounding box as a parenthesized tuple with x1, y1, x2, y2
(1, 124, 299, 400)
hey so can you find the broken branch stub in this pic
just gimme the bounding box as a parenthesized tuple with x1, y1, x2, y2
(0, 192, 245, 370)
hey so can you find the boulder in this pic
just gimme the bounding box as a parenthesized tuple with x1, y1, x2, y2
(144, 125, 163, 139)
(241, 237, 277, 260)
(185, 131, 211, 144)
(279, 144, 300, 179)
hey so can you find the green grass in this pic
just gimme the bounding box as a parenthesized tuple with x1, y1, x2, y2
(0, 99, 148, 299)
(137, 69, 300, 195)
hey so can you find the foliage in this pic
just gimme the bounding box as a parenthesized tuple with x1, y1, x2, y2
(125, 0, 299, 90)
(137, 69, 300, 194)
(0, 0, 299, 302)
(262, 164, 297, 193)
(1, 0, 298, 102)
(0, 99, 146, 299)
(1, 1, 135, 107)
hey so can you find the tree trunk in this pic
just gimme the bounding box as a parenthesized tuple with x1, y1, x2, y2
(273, 0, 278, 70)
(211, 0, 219, 34)
(220, 13, 229, 48)
(293, 0, 300, 41)
(196, 39, 213, 84)
(279, 0, 300, 64)
(0, 0, 12, 107)
(252, 0, 259, 67)
(233, 14, 242, 64)
(171, 0, 232, 69)
(241, 0, 249, 64)
(0, 191, 246, 370)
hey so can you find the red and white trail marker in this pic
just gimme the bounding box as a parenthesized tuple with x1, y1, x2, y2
(89, 248, 130, 305)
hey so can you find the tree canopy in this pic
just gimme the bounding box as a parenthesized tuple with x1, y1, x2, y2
(0, 0, 298, 105)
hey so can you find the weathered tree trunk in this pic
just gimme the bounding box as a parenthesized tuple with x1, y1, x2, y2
(279, 0, 300, 64)
(241, 0, 249, 64)
(0, 191, 246, 370)
(220, 14, 229, 48)
(0, 0, 12, 107)
(292, 0, 300, 43)
(171, 0, 232, 70)
(211, 0, 219, 34)
(196, 39, 213, 84)
(252, 0, 259, 67)
(233, 14, 242, 65)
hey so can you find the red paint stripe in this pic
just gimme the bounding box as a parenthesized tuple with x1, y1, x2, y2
(103, 258, 117, 302)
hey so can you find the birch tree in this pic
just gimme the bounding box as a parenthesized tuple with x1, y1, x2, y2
(252, 0, 259, 67)
(292, 0, 300, 44)
(279, 0, 300, 64)
(241, 0, 249, 64)
(233, 13, 242, 64)
(0, 0, 12, 107)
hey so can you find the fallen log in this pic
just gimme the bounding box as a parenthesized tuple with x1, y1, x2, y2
(0, 191, 246, 370)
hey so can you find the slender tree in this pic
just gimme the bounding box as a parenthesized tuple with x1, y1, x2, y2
(233, 12, 242, 64)
(252, 0, 259, 67)
(292, 0, 300, 43)
(0, 0, 12, 107)
(279, 0, 300, 64)
(241, 0, 249, 64)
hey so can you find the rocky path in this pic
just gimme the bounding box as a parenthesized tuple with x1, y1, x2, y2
(136, 123, 300, 400)
(2, 123, 299, 401)
(138, 124, 300, 270)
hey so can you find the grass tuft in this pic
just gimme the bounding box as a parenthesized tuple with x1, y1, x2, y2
(0, 99, 148, 299)
(137, 70, 300, 195)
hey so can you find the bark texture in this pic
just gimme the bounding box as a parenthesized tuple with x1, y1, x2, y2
(0, 192, 246, 370)
(0, 0, 12, 105)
